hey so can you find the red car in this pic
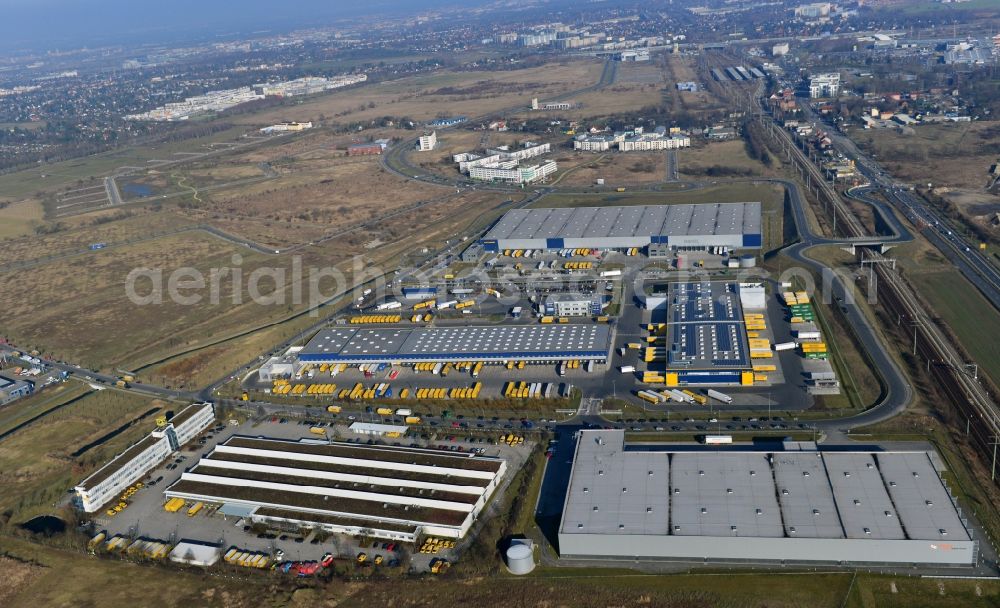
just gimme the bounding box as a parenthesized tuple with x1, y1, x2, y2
(388, 370, 399, 380)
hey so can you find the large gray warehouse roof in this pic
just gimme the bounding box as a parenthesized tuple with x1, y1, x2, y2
(298, 324, 612, 363)
(483, 203, 760, 241)
(560, 430, 970, 555)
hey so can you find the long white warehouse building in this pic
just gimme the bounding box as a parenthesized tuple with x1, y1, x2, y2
(480, 202, 761, 252)
(164, 436, 507, 541)
(558, 430, 977, 566)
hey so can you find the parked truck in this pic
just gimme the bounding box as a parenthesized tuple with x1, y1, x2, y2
(707, 389, 733, 404)
(619, 365, 635, 374)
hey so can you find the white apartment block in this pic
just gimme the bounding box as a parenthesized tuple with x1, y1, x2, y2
(73, 402, 215, 513)
(470, 160, 557, 184)
(417, 131, 437, 151)
(809, 72, 841, 98)
(574, 136, 615, 152)
(618, 135, 690, 151)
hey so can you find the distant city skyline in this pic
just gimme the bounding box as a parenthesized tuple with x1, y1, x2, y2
(0, 0, 491, 51)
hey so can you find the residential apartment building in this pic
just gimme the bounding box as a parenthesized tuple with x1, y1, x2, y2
(619, 134, 690, 151)
(417, 131, 437, 151)
(809, 73, 841, 98)
(470, 161, 557, 184)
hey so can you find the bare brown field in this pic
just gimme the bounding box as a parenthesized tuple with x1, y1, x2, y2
(664, 55, 727, 117)
(0, 557, 42, 607)
(551, 150, 666, 187)
(854, 121, 999, 190)
(178, 155, 451, 249)
(0, 231, 292, 367)
(0, 199, 44, 240)
(231, 60, 604, 127)
(678, 139, 771, 178)
(0, 186, 517, 374)
(0, 210, 199, 264)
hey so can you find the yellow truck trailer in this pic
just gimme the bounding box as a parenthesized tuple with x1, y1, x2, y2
(164, 497, 185, 513)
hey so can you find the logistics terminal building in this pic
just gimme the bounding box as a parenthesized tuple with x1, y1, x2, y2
(558, 431, 976, 566)
(479, 203, 761, 253)
(165, 436, 507, 541)
(297, 324, 612, 365)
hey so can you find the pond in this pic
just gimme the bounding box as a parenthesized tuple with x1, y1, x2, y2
(20, 515, 66, 535)
(121, 182, 155, 197)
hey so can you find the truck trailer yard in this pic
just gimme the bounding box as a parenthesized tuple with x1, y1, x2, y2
(84, 414, 531, 572)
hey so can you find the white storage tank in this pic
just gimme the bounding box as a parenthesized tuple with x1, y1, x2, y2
(505, 543, 535, 575)
(739, 254, 756, 268)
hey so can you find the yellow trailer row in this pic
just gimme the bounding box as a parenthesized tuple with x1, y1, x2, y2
(646, 322, 667, 335)
(503, 381, 555, 399)
(104, 535, 129, 552)
(127, 538, 172, 559)
(416, 387, 449, 399)
(305, 383, 337, 395)
(350, 314, 402, 324)
(455, 300, 475, 309)
(413, 299, 436, 310)
(224, 547, 270, 568)
(449, 383, 483, 399)
(563, 261, 593, 270)
(752, 364, 777, 372)
(505, 360, 527, 370)
(800, 343, 827, 353)
(750, 350, 774, 359)
(500, 433, 524, 446)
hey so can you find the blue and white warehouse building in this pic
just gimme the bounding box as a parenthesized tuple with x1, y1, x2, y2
(479, 202, 761, 252)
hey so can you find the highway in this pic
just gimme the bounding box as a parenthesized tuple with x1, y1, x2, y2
(797, 104, 1000, 312)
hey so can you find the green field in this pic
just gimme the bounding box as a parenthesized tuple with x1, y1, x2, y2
(0, 385, 169, 521)
(910, 270, 1000, 387)
(0, 381, 92, 437)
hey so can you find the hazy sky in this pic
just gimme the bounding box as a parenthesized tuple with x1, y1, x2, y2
(0, 0, 479, 51)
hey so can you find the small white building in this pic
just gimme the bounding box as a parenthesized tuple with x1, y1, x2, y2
(349, 422, 409, 436)
(544, 294, 601, 317)
(417, 131, 437, 151)
(169, 541, 221, 567)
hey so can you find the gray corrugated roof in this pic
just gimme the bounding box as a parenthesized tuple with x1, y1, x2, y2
(300, 325, 611, 359)
(560, 431, 972, 545)
(484, 203, 761, 241)
(876, 452, 970, 541)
